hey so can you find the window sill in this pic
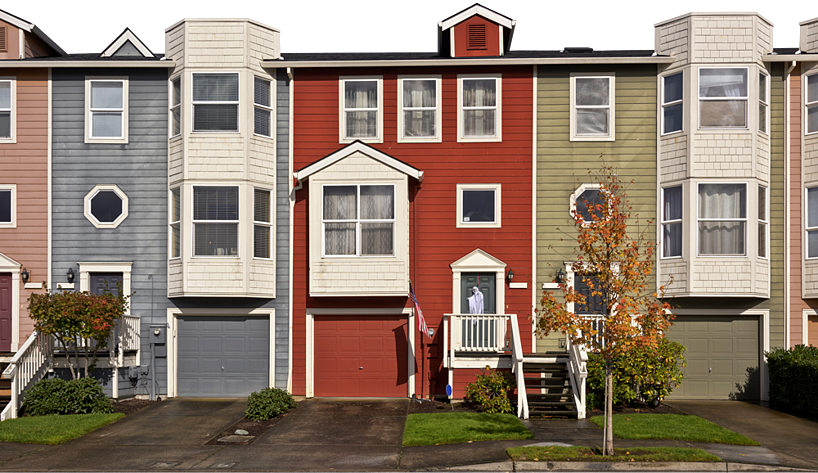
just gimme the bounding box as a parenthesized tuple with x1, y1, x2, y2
(456, 222, 501, 229)
(660, 130, 684, 138)
(0, 137, 16, 144)
(570, 135, 615, 142)
(397, 135, 442, 144)
(85, 137, 128, 144)
(457, 135, 501, 143)
(340, 136, 382, 144)
(0, 223, 16, 229)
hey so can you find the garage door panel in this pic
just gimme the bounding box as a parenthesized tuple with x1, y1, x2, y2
(711, 339, 733, 354)
(686, 338, 708, 353)
(712, 359, 733, 375)
(248, 336, 269, 352)
(339, 336, 360, 352)
(737, 339, 757, 355)
(224, 357, 246, 372)
(202, 336, 223, 351)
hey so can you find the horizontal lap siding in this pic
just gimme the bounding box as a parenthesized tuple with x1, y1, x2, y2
(0, 68, 49, 346)
(293, 66, 533, 396)
(535, 65, 657, 352)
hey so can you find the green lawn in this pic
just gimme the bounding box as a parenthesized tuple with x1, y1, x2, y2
(0, 413, 124, 444)
(507, 445, 721, 462)
(403, 412, 535, 446)
(589, 414, 760, 446)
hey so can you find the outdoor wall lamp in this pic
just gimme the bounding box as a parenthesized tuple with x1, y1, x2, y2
(21, 267, 29, 284)
(507, 269, 514, 282)
(67, 267, 75, 284)
(555, 269, 566, 284)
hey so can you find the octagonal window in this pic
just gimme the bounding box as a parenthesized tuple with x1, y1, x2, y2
(84, 185, 128, 228)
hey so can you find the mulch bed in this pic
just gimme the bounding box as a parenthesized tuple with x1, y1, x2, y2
(111, 398, 159, 415)
(205, 415, 287, 445)
(407, 397, 483, 414)
(586, 400, 683, 417)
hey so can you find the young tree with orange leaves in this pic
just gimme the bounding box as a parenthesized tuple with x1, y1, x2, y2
(534, 165, 673, 456)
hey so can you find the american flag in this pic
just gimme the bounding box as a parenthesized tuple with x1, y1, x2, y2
(410, 282, 430, 339)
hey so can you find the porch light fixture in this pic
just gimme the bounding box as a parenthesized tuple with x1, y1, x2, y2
(555, 269, 566, 284)
(67, 267, 75, 284)
(21, 267, 29, 284)
(507, 269, 514, 281)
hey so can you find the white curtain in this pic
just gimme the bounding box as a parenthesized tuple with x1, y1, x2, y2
(324, 186, 357, 255)
(463, 79, 496, 137)
(360, 185, 394, 256)
(698, 184, 746, 255)
(345, 81, 377, 138)
(699, 69, 747, 127)
(662, 186, 682, 257)
(575, 78, 609, 135)
(403, 80, 435, 137)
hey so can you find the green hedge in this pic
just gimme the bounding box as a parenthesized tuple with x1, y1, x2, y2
(767, 345, 818, 417)
(21, 378, 113, 416)
(245, 387, 297, 420)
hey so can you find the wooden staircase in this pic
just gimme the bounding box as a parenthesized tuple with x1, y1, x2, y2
(519, 358, 578, 416)
(0, 361, 10, 413)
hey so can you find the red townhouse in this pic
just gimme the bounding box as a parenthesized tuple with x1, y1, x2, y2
(265, 4, 535, 401)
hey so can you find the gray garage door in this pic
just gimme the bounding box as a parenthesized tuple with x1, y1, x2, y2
(177, 316, 269, 397)
(666, 315, 760, 400)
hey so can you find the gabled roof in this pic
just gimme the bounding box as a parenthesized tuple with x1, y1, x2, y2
(100, 28, 155, 58)
(0, 251, 21, 271)
(439, 4, 514, 31)
(294, 141, 424, 182)
(0, 8, 67, 56)
(450, 248, 506, 270)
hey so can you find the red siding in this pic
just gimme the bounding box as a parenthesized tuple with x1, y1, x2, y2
(452, 16, 501, 57)
(292, 66, 533, 397)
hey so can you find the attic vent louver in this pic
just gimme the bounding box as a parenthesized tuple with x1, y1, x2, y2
(468, 24, 487, 50)
(560, 43, 596, 53)
(0, 27, 6, 52)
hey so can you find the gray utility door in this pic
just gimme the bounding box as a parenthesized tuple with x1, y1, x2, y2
(666, 315, 760, 400)
(177, 316, 269, 397)
(0, 273, 10, 352)
(90, 272, 123, 295)
(460, 273, 496, 314)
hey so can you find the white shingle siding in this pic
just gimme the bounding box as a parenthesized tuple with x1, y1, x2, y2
(804, 137, 818, 184)
(187, 136, 246, 180)
(656, 18, 690, 69)
(800, 19, 818, 53)
(661, 260, 688, 295)
(250, 138, 276, 182)
(804, 260, 818, 298)
(660, 135, 688, 182)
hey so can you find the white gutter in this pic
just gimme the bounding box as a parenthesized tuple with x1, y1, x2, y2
(262, 56, 676, 69)
(0, 61, 176, 68)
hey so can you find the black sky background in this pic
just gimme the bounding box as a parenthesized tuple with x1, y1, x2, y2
(11, 4, 818, 49)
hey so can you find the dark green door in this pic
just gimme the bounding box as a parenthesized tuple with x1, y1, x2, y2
(460, 272, 496, 314)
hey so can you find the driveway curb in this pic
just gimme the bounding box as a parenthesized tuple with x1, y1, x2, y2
(434, 460, 815, 472)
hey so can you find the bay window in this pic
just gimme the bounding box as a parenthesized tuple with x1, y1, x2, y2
(170, 76, 181, 137)
(254, 77, 272, 137)
(662, 72, 683, 134)
(193, 186, 238, 256)
(192, 73, 239, 132)
(169, 187, 180, 259)
(759, 73, 769, 134)
(758, 185, 768, 258)
(698, 183, 746, 256)
(662, 186, 682, 258)
(323, 184, 394, 257)
(699, 68, 748, 128)
(254, 188, 272, 259)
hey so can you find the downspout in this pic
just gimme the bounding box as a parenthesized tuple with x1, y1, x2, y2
(785, 60, 795, 348)
(287, 67, 295, 393)
(531, 64, 538, 353)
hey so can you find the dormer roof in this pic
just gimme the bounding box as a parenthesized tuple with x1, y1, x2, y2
(294, 141, 424, 183)
(0, 8, 67, 56)
(100, 28, 155, 58)
(437, 4, 515, 57)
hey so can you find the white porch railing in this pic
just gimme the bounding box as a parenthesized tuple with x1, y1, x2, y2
(1, 331, 52, 421)
(449, 314, 509, 352)
(509, 315, 529, 419)
(567, 337, 588, 420)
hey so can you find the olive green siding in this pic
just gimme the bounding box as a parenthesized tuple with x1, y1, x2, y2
(535, 64, 658, 353)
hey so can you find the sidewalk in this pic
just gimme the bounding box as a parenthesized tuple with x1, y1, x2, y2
(0, 398, 816, 471)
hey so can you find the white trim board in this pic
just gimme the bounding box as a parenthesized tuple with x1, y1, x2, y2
(295, 141, 424, 183)
(0, 251, 22, 351)
(101, 29, 154, 58)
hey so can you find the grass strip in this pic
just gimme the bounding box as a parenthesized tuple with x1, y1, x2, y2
(589, 414, 760, 446)
(0, 413, 124, 445)
(403, 412, 535, 446)
(507, 445, 721, 462)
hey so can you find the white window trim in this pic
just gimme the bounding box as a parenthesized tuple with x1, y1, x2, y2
(570, 73, 615, 142)
(661, 72, 683, 136)
(0, 77, 16, 143)
(83, 184, 128, 229)
(169, 187, 181, 260)
(696, 182, 748, 257)
(569, 183, 603, 225)
(397, 75, 442, 143)
(0, 184, 16, 228)
(78, 262, 133, 315)
(253, 187, 273, 260)
(339, 76, 383, 144)
(758, 184, 769, 260)
(191, 71, 240, 134)
(759, 72, 770, 135)
(169, 75, 181, 138)
(697, 66, 749, 130)
(253, 76, 273, 139)
(0, 252, 21, 351)
(805, 73, 818, 136)
(320, 183, 396, 258)
(191, 184, 241, 258)
(457, 73, 502, 143)
(661, 185, 683, 260)
(806, 186, 818, 260)
(456, 183, 501, 228)
(85, 77, 128, 144)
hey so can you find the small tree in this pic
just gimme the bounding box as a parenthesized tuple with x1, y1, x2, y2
(534, 165, 673, 455)
(28, 288, 129, 380)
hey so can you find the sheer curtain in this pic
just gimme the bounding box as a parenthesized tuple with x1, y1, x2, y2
(699, 69, 747, 127)
(575, 78, 609, 135)
(403, 80, 436, 137)
(698, 184, 746, 255)
(360, 185, 394, 255)
(463, 79, 496, 137)
(662, 186, 682, 258)
(324, 186, 357, 255)
(345, 81, 378, 138)
(808, 188, 818, 258)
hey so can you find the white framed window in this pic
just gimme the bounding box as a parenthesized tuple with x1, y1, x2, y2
(254, 188, 272, 259)
(169, 76, 181, 137)
(758, 185, 768, 259)
(806, 74, 818, 135)
(662, 185, 682, 258)
(456, 183, 501, 228)
(192, 72, 239, 133)
(254, 76, 273, 138)
(759, 72, 769, 135)
(86, 78, 128, 143)
(0, 78, 15, 143)
(193, 186, 239, 257)
(169, 187, 181, 259)
(570, 74, 614, 141)
(662, 72, 683, 135)
(398, 76, 441, 142)
(697, 183, 747, 256)
(83, 185, 128, 229)
(340, 76, 382, 143)
(0, 184, 16, 228)
(322, 184, 395, 257)
(698, 67, 748, 129)
(807, 187, 818, 259)
(569, 183, 604, 223)
(457, 74, 501, 142)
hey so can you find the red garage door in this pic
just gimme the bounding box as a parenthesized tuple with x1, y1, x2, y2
(314, 315, 409, 397)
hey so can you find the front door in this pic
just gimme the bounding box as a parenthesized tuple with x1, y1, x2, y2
(460, 272, 496, 314)
(0, 273, 11, 351)
(90, 272, 123, 296)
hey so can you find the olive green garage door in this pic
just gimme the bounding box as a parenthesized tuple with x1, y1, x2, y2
(666, 315, 760, 400)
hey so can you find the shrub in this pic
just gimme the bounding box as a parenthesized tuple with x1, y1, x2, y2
(586, 338, 685, 410)
(22, 377, 113, 416)
(767, 344, 818, 417)
(464, 366, 515, 414)
(245, 387, 297, 420)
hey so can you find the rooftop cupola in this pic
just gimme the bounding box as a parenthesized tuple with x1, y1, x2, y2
(438, 4, 515, 58)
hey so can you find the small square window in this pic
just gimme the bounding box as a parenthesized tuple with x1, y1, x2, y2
(86, 78, 128, 143)
(457, 184, 501, 228)
(0, 184, 16, 228)
(571, 74, 614, 141)
(340, 77, 382, 142)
